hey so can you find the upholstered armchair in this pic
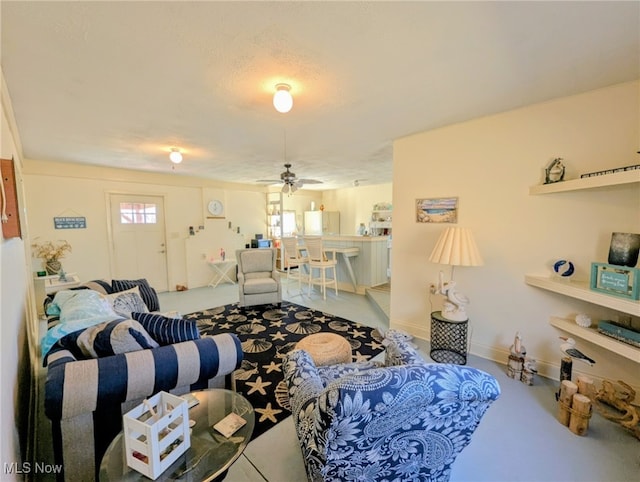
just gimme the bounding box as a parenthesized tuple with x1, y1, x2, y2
(236, 248, 282, 307)
(283, 331, 501, 482)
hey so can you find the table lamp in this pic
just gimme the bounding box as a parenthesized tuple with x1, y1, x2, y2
(428, 226, 483, 321)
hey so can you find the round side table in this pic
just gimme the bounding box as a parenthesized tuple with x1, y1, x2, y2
(430, 311, 468, 365)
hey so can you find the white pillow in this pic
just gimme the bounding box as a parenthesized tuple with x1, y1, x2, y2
(102, 287, 149, 318)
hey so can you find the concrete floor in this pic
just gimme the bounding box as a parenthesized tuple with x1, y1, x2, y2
(35, 281, 639, 481)
(161, 282, 639, 482)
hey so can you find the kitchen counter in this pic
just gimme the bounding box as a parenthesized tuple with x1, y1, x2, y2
(321, 235, 390, 294)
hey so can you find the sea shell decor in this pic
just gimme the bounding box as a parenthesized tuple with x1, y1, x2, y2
(553, 259, 575, 277)
(234, 360, 259, 381)
(346, 337, 362, 350)
(286, 321, 321, 335)
(202, 306, 226, 316)
(275, 342, 299, 359)
(263, 309, 287, 321)
(241, 338, 273, 353)
(237, 323, 267, 335)
(575, 313, 592, 328)
(328, 320, 352, 332)
(274, 381, 291, 410)
(294, 310, 314, 321)
(226, 314, 248, 323)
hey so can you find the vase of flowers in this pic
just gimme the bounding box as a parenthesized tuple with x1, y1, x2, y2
(32, 240, 72, 275)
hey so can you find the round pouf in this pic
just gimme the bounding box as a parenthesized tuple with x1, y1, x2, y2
(295, 333, 352, 366)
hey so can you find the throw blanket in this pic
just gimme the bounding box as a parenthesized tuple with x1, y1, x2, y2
(41, 290, 122, 359)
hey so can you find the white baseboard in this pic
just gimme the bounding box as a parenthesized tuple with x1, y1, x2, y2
(391, 318, 640, 397)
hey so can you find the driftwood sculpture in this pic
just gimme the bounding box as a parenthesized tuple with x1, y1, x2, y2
(593, 379, 640, 440)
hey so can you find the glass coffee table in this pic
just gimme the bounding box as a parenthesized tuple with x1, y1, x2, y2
(99, 389, 254, 481)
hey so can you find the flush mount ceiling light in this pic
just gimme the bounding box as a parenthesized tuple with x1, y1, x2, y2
(169, 148, 183, 164)
(273, 83, 293, 113)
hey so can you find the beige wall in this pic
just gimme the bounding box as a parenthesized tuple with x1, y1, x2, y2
(391, 81, 640, 391)
(1, 70, 33, 480)
(21, 162, 388, 289)
(322, 183, 393, 235)
(23, 163, 269, 289)
(21, 165, 330, 291)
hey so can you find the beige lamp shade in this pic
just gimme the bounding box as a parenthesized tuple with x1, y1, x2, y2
(428, 227, 484, 266)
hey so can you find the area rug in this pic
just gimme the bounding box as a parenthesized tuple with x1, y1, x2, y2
(186, 301, 385, 439)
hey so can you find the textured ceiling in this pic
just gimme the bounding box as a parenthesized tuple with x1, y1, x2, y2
(2, 1, 638, 190)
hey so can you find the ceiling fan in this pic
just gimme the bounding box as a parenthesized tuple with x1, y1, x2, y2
(257, 163, 323, 194)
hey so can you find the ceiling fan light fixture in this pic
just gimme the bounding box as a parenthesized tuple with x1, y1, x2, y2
(169, 148, 183, 164)
(273, 83, 293, 113)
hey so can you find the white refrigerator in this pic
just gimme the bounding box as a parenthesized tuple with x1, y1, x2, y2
(304, 211, 340, 235)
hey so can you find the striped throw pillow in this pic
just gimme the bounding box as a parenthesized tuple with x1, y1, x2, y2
(76, 318, 159, 358)
(131, 312, 200, 345)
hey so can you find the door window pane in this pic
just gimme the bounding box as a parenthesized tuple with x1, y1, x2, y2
(120, 203, 157, 224)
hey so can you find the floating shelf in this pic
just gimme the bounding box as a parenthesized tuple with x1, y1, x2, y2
(549, 316, 640, 364)
(525, 275, 640, 316)
(529, 169, 639, 195)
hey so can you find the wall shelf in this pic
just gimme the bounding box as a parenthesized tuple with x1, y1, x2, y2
(549, 316, 640, 363)
(529, 169, 639, 195)
(524, 275, 639, 316)
(370, 209, 392, 236)
(527, 168, 639, 364)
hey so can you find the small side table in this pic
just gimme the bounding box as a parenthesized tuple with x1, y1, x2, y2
(207, 260, 237, 288)
(430, 311, 468, 365)
(40, 273, 81, 294)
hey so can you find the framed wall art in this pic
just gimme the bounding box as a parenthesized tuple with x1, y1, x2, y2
(416, 197, 458, 223)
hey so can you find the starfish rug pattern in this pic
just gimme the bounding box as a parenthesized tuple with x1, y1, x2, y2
(187, 301, 385, 439)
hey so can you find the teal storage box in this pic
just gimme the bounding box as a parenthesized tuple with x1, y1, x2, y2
(598, 320, 640, 348)
(590, 262, 640, 300)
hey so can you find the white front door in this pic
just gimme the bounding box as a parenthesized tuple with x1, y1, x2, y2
(109, 194, 169, 292)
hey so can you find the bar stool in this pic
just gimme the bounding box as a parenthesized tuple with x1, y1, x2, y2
(303, 236, 338, 300)
(281, 236, 308, 293)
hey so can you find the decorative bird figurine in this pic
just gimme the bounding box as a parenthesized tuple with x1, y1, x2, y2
(559, 337, 596, 366)
(440, 280, 470, 321)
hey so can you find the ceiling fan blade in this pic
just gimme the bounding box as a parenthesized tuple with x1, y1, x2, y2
(256, 179, 282, 184)
(297, 179, 323, 185)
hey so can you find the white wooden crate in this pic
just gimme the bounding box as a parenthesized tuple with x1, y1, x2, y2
(123, 391, 191, 480)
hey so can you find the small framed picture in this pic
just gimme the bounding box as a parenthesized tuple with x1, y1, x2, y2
(416, 197, 458, 223)
(590, 262, 640, 300)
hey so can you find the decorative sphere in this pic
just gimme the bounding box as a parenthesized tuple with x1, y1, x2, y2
(553, 259, 575, 277)
(575, 313, 592, 328)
